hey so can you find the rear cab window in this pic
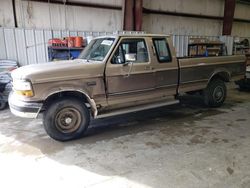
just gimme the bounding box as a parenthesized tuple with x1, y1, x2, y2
(153, 38, 172, 63)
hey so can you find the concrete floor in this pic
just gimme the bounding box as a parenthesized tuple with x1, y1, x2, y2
(0, 85, 250, 188)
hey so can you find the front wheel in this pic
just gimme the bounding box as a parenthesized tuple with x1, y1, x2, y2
(43, 98, 90, 141)
(0, 95, 7, 110)
(203, 79, 227, 107)
(0, 101, 7, 110)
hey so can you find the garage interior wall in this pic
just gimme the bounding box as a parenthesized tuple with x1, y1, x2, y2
(0, 0, 249, 65)
(143, 0, 250, 37)
(143, 0, 224, 36)
(233, 3, 250, 37)
(1, 0, 123, 32)
(0, 0, 249, 37)
(0, 0, 16, 27)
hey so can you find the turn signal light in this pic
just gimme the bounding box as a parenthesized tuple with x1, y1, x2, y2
(15, 90, 34, 97)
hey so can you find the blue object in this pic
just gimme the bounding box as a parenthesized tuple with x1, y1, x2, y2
(48, 47, 84, 61)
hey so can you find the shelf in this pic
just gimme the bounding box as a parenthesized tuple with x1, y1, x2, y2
(189, 42, 223, 46)
(188, 42, 224, 57)
(48, 46, 84, 50)
(48, 46, 84, 61)
(207, 47, 221, 50)
(235, 46, 250, 49)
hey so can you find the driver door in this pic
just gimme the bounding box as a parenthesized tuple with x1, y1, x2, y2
(105, 37, 156, 106)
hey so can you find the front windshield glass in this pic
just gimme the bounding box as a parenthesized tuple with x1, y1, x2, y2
(79, 37, 115, 61)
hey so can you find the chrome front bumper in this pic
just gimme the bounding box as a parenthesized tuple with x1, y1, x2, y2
(8, 92, 43, 118)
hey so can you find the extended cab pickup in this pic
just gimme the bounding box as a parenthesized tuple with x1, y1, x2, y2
(9, 34, 246, 141)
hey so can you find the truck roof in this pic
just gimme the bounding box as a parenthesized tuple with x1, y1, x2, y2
(95, 33, 170, 39)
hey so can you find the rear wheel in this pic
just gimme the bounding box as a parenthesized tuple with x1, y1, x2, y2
(43, 98, 90, 141)
(203, 79, 227, 107)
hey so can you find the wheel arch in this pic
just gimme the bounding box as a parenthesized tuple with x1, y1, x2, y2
(208, 69, 231, 84)
(43, 90, 97, 118)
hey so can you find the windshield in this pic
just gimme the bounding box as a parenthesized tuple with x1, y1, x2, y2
(79, 37, 115, 61)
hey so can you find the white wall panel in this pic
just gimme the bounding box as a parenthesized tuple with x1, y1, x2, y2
(235, 4, 250, 20)
(14, 0, 122, 32)
(43, 30, 53, 62)
(0, 0, 15, 27)
(233, 3, 250, 37)
(35, 30, 47, 63)
(25, 29, 37, 65)
(0, 28, 7, 59)
(15, 28, 28, 66)
(143, 0, 224, 36)
(232, 22, 250, 38)
(143, 14, 222, 36)
(4, 28, 17, 60)
(143, 0, 224, 17)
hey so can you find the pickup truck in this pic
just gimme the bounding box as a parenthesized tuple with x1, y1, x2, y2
(9, 34, 246, 141)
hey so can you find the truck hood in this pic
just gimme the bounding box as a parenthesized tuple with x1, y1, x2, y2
(12, 59, 105, 84)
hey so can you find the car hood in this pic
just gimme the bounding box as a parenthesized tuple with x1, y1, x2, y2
(11, 59, 105, 84)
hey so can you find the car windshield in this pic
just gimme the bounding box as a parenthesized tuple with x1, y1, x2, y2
(79, 37, 115, 61)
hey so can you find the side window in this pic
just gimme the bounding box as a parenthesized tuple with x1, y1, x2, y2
(111, 38, 149, 64)
(153, 38, 172, 63)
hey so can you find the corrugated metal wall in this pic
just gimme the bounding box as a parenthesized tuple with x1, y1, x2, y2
(0, 27, 113, 66)
(0, 27, 234, 66)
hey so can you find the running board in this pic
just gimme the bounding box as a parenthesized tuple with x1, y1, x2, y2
(96, 100, 179, 119)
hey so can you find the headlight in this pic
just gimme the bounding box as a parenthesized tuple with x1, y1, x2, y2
(13, 80, 34, 97)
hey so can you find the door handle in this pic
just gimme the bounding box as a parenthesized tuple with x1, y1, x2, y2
(145, 66, 154, 70)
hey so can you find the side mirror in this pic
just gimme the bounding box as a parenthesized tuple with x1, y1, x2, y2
(125, 54, 136, 62)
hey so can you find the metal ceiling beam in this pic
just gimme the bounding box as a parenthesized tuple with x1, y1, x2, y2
(122, 0, 134, 31)
(223, 0, 236, 35)
(135, 0, 143, 31)
(22, 0, 122, 10)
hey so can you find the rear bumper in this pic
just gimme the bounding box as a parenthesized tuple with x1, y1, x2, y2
(8, 92, 43, 118)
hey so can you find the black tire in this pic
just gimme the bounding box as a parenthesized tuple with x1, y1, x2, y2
(0, 101, 7, 110)
(43, 98, 90, 141)
(0, 95, 7, 110)
(238, 85, 247, 91)
(203, 79, 227, 107)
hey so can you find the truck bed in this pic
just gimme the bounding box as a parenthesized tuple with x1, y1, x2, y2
(177, 55, 246, 93)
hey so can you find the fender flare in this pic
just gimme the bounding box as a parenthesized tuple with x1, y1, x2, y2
(208, 68, 231, 84)
(44, 89, 98, 118)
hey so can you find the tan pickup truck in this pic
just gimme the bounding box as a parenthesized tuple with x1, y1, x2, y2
(9, 34, 246, 141)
